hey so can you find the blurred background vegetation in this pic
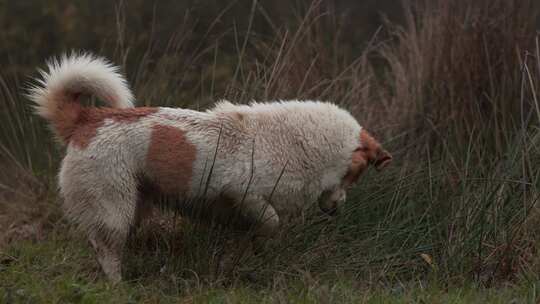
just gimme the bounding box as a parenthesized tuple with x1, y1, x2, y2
(1, 0, 540, 302)
(0, 1, 398, 68)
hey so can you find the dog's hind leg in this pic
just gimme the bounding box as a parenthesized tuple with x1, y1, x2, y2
(88, 230, 124, 283)
(60, 167, 138, 283)
(85, 191, 138, 283)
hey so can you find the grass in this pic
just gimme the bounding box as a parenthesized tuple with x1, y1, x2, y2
(1, 230, 538, 303)
(1, 0, 540, 302)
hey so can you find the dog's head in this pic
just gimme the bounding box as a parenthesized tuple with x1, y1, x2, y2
(319, 129, 392, 215)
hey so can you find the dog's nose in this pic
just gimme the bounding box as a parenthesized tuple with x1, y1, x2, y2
(321, 205, 339, 216)
(321, 198, 340, 216)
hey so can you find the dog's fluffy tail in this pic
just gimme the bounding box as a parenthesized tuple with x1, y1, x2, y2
(28, 53, 134, 143)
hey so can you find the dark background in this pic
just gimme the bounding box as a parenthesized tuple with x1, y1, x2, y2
(0, 0, 402, 75)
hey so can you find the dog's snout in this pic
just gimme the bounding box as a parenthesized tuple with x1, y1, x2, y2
(322, 205, 339, 216)
(319, 188, 346, 216)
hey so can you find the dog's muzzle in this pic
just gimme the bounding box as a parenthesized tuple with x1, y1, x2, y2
(319, 188, 347, 216)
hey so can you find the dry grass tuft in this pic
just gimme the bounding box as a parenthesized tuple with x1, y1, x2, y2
(372, 0, 539, 155)
(0, 163, 53, 249)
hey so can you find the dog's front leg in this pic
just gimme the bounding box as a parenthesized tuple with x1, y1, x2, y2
(235, 194, 280, 237)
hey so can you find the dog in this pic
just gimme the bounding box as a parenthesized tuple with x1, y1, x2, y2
(29, 53, 392, 282)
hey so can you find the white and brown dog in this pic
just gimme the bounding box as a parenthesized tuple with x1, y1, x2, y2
(29, 54, 392, 282)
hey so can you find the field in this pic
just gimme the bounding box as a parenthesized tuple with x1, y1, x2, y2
(1, 0, 540, 303)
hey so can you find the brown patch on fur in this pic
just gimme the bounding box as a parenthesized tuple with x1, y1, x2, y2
(52, 101, 83, 144)
(359, 129, 392, 170)
(48, 92, 83, 144)
(343, 129, 392, 186)
(68, 107, 157, 148)
(146, 124, 196, 194)
(232, 112, 244, 121)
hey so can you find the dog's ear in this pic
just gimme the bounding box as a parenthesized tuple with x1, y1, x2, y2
(359, 129, 392, 171)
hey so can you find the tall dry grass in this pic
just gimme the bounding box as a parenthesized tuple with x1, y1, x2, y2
(374, 0, 539, 156)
